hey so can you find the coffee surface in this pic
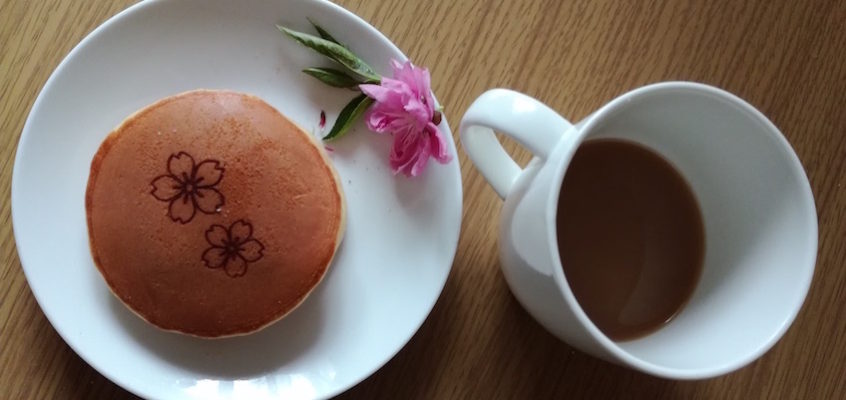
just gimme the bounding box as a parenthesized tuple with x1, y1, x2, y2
(556, 139, 704, 341)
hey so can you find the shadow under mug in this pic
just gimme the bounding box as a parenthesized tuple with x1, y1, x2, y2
(458, 82, 817, 379)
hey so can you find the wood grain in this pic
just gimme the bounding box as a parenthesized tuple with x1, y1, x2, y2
(1, 0, 844, 398)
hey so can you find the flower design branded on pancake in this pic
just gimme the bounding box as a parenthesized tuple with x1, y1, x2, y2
(202, 220, 265, 278)
(150, 152, 225, 223)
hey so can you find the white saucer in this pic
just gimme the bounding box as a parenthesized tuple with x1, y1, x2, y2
(11, 0, 462, 398)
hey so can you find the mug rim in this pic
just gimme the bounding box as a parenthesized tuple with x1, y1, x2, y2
(542, 81, 818, 379)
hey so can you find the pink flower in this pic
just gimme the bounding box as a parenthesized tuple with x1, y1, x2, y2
(359, 60, 451, 177)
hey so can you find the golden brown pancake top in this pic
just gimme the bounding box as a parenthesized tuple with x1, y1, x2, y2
(86, 90, 345, 337)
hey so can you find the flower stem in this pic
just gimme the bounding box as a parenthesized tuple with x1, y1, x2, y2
(432, 110, 442, 125)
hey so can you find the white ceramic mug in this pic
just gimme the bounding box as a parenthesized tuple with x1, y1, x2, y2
(459, 82, 818, 379)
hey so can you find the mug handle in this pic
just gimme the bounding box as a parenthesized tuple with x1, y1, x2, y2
(459, 89, 574, 199)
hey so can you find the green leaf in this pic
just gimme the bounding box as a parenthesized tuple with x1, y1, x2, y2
(323, 94, 374, 141)
(307, 18, 344, 47)
(277, 25, 380, 81)
(302, 67, 361, 88)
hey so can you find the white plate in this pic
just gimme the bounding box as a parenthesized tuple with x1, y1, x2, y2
(11, 0, 462, 399)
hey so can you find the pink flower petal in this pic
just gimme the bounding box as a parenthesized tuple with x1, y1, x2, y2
(365, 101, 422, 133)
(239, 239, 264, 262)
(168, 152, 195, 180)
(169, 193, 196, 223)
(359, 83, 396, 103)
(396, 64, 419, 91)
(384, 78, 412, 93)
(390, 130, 423, 176)
(194, 160, 224, 187)
(362, 77, 429, 126)
(427, 122, 452, 163)
(410, 134, 432, 177)
(194, 188, 224, 214)
(202, 247, 228, 268)
(229, 220, 253, 244)
(150, 175, 182, 201)
(365, 107, 407, 134)
(224, 256, 248, 277)
(403, 98, 431, 123)
(205, 224, 229, 247)
(392, 61, 432, 104)
(417, 70, 435, 110)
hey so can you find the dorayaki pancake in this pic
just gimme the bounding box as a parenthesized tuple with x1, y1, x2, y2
(85, 90, 345, 338)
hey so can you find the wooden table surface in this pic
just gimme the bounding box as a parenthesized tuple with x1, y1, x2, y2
(2, 0, 844, 398)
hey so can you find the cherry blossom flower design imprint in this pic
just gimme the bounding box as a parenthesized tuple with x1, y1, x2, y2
(202, 220, 265, 277)
(150, 152, 225, 224)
